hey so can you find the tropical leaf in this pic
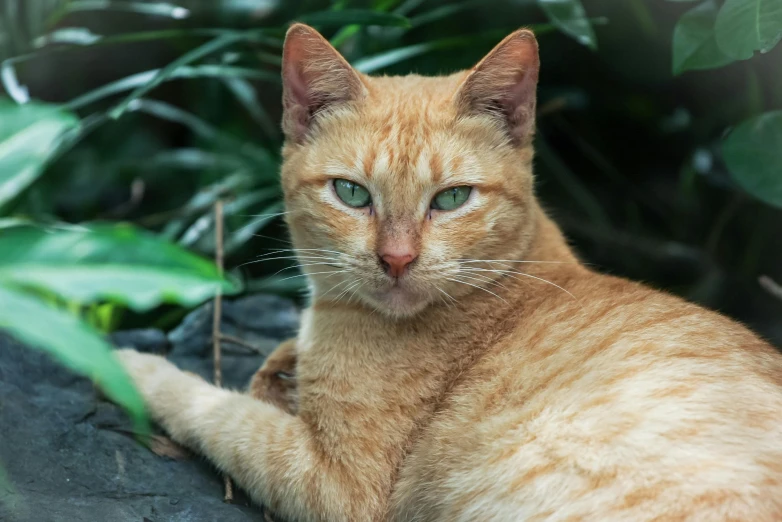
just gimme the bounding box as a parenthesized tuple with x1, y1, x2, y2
(66, 65, 278, 111)
(722, 111, 782, 208)
(537, 0, 598, 50)
(0, 223, 241, 310)
(296, 9, 411, 28)
(672, 0, 735, 74)
(0, 100, 79, 208)
(109, 32, 249, 119)
(714, 0, 782, 60)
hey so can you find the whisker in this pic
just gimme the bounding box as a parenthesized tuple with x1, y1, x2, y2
(445, 277, 508, 304)
(462, 267, 577, 300)
(334, 280, 362, 304)
(457, 259, 571, 265)
(322, 278, 352, 297)
(269, 261, 345, 277)
(252, 235, 294, 245)
(275, 270, 350, 283)
(254, 248, 344, 259)
(240, 211, 291, 218)
(237, 255, 340, 269)
(454, 273, 508, 291)
(346, 281, 364, 305)
(435, 287, 457, 308)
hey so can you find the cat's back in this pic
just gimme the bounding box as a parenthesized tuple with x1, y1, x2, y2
(389, 271, 782, 521)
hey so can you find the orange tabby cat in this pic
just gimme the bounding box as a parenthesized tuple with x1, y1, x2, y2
(116, 24, 782, 521)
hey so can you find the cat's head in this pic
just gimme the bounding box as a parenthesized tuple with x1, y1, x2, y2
(279, 24, 541, 318)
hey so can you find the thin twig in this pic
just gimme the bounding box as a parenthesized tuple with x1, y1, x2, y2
(759, 276, 782, 302)
(212, 200, 234, 503)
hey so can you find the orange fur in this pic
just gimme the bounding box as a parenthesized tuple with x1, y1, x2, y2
(116, 24, 782, 521)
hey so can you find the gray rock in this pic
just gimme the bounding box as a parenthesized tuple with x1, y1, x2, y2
(168, 294, 299, 359)
(110, 328, 168, 354)
(0, 293, 300, 522)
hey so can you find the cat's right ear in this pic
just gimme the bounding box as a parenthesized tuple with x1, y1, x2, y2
(282, 24, 366, 143)
(455, 29, 539, 146)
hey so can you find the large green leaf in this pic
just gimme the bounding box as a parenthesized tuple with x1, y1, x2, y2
(714, 0, 782, 60)
(672, 0, 735, 74)
(722, 111, 782, 208)
(0, 284, 147, 432)
(296, 9, 411, 28)
(537, 0, 597, 50)
(0, 223, 241, 310)
(0, 100, 79, 207)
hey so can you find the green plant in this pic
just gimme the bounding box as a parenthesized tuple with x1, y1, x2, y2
(0, 100, 239, 429)
(671, 0, 782, 209)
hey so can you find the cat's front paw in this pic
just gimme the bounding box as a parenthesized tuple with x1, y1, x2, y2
(115, 348, 177, 400)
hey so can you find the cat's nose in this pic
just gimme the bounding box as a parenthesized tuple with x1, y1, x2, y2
(379, 252, 417, 278)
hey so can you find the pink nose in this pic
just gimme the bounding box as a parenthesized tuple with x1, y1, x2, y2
(380, 253, 416, 278)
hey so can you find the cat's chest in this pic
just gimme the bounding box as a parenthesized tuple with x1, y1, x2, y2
(294, 306, 477, 455)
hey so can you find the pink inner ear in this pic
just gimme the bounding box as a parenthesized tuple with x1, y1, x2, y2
(281, 24, 364, 142)
(284, 61, 312, 112)
(458, 30, 540, 144)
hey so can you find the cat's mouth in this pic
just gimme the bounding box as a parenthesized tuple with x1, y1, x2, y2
(367, 281, 430, 316)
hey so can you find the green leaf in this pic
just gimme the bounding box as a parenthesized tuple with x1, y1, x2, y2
(66, 64, 279, 111)
(221, 76, 279, 140)
(714, 0, 782, 60)
(537, 0, 598, 50)
(722, 111, 782, 208)
(296, 9, 411, 28)
(109, 32, 247, 119)
(0, 100, 79, 208)
(0, 284, 148, 433)
(123, 99, 278, 171)
(409, 0, 481, 28)
(33, 27, 103, 48)
(54, 1, 191, 19)
(353, 28, 561, 73)
(0, 223, 241, 310)
(672, 0, 735, 75)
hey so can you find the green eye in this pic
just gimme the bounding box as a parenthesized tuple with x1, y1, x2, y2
(333, 179, 371, 208)
(432, 186, 472, 211)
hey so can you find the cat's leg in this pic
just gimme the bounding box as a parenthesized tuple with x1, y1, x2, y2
(249, 338, 298, 415)
(116, 348, 382, 522)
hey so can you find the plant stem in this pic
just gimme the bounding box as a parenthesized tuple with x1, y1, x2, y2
(212, 199, 234, 503)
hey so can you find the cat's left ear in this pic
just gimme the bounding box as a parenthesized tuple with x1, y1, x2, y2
(455, 29, 539, 146)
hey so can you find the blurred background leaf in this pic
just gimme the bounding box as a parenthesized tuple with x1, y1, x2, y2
(0, 223, 240, 310)
(722, 110, 782, 208)
(672, 0, 733, 74)
(714, 0, 782, 60)
(0, 99, 78, 207)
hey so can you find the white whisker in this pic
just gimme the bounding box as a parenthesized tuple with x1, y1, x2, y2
(275, 270, 350, 283)
(445, 277, 508, 304)
(458, 259, 570, 265)
(462, 267, 576, 300)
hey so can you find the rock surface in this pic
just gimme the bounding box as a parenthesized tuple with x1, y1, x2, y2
(0, 294, 300, 522)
